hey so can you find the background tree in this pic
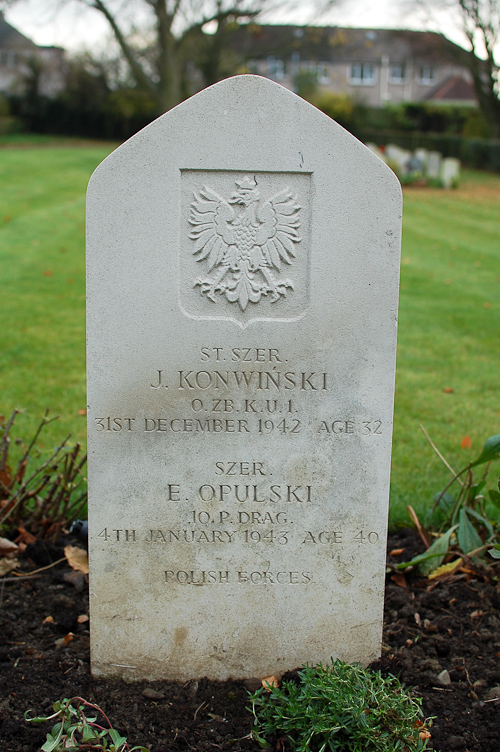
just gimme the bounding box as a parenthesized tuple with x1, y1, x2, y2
(410, 0, 500, 137)
(2, 0, 338, 115)
(455, 0, 500, 137)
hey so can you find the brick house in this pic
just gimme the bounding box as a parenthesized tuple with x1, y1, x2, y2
(232, 25, 476, 107)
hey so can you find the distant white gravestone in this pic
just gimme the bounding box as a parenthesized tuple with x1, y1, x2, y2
(86, 75, 402, 682)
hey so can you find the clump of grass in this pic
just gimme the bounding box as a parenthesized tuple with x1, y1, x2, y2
(248, 660, 432, 752)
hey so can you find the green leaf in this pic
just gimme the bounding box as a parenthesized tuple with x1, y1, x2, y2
(42, 728, 64, 752)
(488, 548, 500, 559)
(465, 507, 494, 537)
(468, 480, 486, 502)
(24, 712, 50, 725)
(82, 723, 98, 742)
(418, 526, 458, 575)
(426, 492, 455, 527)
(41, 735, 55, 752)
(457, 509, 483, 554)
(397, 526, 458, 574)
(488, 488, 500, 509)
(252, 730, 273, 749)
(109, 728, 128, 747)
(471, 434, 500, 467)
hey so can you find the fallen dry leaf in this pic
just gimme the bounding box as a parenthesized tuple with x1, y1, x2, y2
(77, 408, 87, 415)
(55, 632, 74, 649)
(77, 614, 89, 624)
(460, 435, 472, 449)
(406, 505, 429, 549)
(390, 572, 407, 589)
(471, 609, 485, 619)
(443, 387, 454, 393)
(428, 559, 462, 579)
(0, 557, 19, 576)
(43, 616, 55, 624)
(0, 467, 12, 488)
(17, 525, 36, 545)
(389, 548, 405, 556)
(64, 545, 89, 574)
(0, 537, 18, 556)
(419, 730, 432, 741)
(261, 675, 279, 690)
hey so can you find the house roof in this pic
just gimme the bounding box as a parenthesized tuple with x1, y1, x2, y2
(229, 24, 469, 66)
(0, 12, 38, 50)
(426, 75, 477, 103)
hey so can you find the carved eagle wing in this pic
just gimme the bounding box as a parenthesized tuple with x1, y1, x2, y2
(255, 189, 301, 271)
(188, 187, 236, 271)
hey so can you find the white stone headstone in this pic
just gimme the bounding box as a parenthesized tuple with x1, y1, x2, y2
(385, 144, 411, 175)
(427, 151, 442, 179)
(86, 75, 402, 682)
(441, 157, 460, 188)
(415, 148, 429, 170)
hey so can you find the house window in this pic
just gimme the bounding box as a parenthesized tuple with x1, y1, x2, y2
(0, 50, 16, 68)
(350, 63, 375, 85)
(317, 64, 330, 84)
(389, 63, 406, 83)
(267, 56, 285, 80)
(419, 65, 435, 84)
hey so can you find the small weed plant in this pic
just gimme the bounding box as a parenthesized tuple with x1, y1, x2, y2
(248, 660, 432, 752)
(397, 431, 500, 576)
(25, 696, 149, 752)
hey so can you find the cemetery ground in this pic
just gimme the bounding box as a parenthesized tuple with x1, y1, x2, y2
(1, 530, 500, 752)
(1, 136, 500, 752)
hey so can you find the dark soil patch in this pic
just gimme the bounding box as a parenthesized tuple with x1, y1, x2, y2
(1, 530, 499, 752)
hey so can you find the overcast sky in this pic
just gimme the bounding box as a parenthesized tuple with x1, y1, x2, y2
(4, 0, 468, 53)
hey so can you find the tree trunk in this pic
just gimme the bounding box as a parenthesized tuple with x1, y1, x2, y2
(155, 0, 182, 112)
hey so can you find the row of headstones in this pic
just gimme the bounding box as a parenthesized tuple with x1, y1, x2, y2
(366, 143, 460, 188)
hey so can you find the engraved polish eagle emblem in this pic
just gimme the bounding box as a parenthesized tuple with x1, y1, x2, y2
(189, 176, 301, 311)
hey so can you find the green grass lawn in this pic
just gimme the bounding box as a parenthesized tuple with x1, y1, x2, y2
(393, 171, 500, 521)
(1, 139, 499, 524)
(0, 139, 115, 453)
